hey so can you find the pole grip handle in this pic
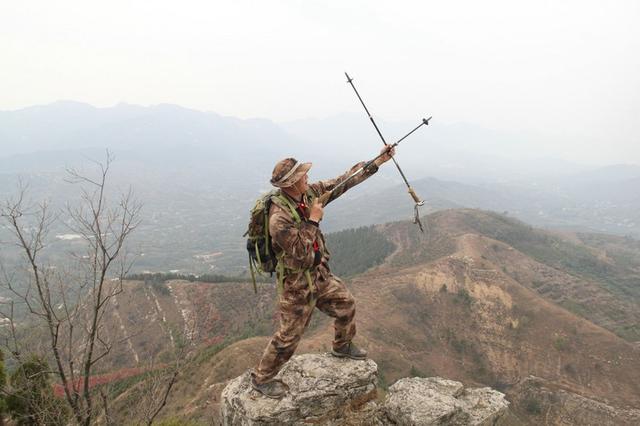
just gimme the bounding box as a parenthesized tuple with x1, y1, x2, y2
(318, 192, 331, 206)
(408, 186, 422, 204)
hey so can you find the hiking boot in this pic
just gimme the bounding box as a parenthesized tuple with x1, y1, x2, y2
(331, 342, 367, 360)
(250, 376, 288, 399)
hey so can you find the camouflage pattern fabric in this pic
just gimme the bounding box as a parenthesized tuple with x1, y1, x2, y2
(253, 161, 378, 384)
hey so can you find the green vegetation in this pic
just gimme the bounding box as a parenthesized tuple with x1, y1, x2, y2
(563, 363, 578, 377)
(390, 227, 456, 268)
(461, 210, 638, 299)
(131, 225, 394, 284)
(193, 329, 259, 367)
(458, 210, 640, 341)
(618, 324, 640, 341)
(524, 396, 542, 415)
(560, 300, 589, 317)
(326, 225, 395, 277)
(150, 279, 171, 296)
(409, 365, 429, 378)
(509, 304, 535, 338)
(578, 233, 640, 271)
(444, 328, 468, 354)
(531, 280, 544, 288)
(104, 332, 259, 418)
(450, 338, 466, 354)
(6, 356, 69, 425)
(443, 328, 494, 384)
(377, 369, 389, 391)
(553, 336, 569, 351)
(0, 351, 7, 421)
(453, 288, 473, 307)
(107, 370, 156, 400)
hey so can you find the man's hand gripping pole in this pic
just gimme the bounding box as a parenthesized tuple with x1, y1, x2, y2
(345, 71, 430, 232)
(317, 117, 431, 210)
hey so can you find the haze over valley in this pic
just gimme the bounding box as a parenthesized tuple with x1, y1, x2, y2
(1, 101, 638, 277)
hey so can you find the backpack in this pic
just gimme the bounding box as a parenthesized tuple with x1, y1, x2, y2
(244, 189, 302, 293)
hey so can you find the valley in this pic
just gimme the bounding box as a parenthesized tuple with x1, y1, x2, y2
(55, 209, 640, 424)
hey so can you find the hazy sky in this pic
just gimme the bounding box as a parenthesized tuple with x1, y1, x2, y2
(1, 0, 639, 163)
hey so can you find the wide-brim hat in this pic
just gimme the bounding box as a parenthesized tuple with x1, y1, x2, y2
(270, 158, 312, 188)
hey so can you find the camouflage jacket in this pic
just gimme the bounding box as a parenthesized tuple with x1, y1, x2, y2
(269, 161, 379, 285)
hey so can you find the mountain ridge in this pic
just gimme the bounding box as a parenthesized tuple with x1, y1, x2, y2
(68, 208, 640, 424)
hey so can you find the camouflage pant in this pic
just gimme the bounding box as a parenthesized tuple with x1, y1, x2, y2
(253, 272, 356, 384)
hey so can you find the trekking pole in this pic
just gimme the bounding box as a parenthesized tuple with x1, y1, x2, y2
(318, 118, 430, 208)
(344, 71, 430, 232)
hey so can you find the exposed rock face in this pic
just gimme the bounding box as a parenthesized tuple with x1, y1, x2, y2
(221, 353, 378, 425)
(382, 377, 510, 425)
(510, 376, 640, 426)
(221, 353, 510, 425)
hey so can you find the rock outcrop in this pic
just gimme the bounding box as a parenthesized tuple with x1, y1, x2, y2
(221, 353, 377, 425)
(382, 377, 510, 425)
(221, 353, 510, 425)
(509, 376, 640, 426)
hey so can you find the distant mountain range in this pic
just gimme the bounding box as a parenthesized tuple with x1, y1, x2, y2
(1, 101, 638, 276)
(325, 170, 640, 238)
(0, 101, 288, 157)
(0, 100, 597, 179)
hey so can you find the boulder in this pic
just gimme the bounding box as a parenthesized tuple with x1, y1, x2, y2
(382, 377, 510, 425)
(221, 353, 378, 425)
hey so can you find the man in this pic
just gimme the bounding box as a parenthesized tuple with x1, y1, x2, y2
(251, 146, 395, 398)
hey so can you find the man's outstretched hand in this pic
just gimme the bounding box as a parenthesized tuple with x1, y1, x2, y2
(309, 198, 324, 223)
(374, 145, 396, 167)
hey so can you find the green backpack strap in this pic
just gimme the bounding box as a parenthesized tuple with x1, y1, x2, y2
(275, 252, 315, 307)
(248, 254, 258, 294)
(274, 193, 302, 224)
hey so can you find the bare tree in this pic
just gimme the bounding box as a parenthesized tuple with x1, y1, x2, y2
(94, 286, 197, 426)
(0, 152, 144, 425)
(138, 321, 194, 426)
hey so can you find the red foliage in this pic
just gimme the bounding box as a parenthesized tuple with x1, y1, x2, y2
(203, 335, 224, 346)
(53, 367, 145, 397)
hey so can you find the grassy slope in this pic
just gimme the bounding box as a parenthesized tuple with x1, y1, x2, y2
(106, 209, 640, 423)
(426, 209, 640, 341)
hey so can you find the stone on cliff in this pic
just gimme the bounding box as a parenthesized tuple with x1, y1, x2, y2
(382, 377, 510, 425)
(221, 353, 377, 425)
(221, 353, 510, 425)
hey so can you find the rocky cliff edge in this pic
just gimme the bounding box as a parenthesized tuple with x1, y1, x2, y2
(221, 353, 510, 425)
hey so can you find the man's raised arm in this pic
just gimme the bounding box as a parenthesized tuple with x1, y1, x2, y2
(309, 146, 395, 206)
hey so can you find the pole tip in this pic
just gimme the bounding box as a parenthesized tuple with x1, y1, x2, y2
(423, 117, 432, 125)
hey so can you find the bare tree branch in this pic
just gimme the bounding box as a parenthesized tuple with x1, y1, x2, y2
(0, 151, 142, 425)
